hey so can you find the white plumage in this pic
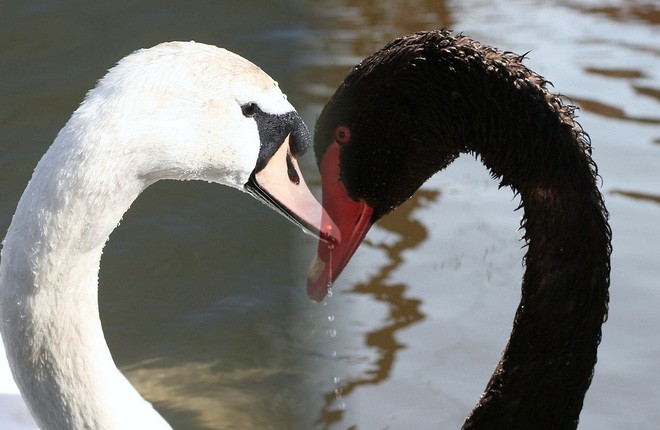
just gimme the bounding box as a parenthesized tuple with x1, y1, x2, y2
(0, 41, 316, 429)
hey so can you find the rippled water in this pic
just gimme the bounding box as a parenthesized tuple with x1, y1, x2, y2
(1, 0, 658, 429)
(301, 1, 660, 429)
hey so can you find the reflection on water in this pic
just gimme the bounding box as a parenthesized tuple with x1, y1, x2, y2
(573, 96, 660, 125)
(575, 54, 659, 127)
(316, 190, 438, 426)
(1, 0, 658, 428)
(304, 0, 450, 108)
(562, 1, 660, 25)
(125, 359, 306, 429)
(610, 189, 660, 205)
(305, 0, 660, 429)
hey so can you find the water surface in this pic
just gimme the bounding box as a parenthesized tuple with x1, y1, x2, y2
(1, 0, 658, 429)
(301, 1, 660, 429)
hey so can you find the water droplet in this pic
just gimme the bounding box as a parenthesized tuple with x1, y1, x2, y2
(327, 315, 335, 322)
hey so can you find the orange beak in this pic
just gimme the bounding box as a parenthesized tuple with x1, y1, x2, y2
(246, 135, 340, 248)
(306, 142, 375, 302)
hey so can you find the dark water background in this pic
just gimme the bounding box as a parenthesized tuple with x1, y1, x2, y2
(1, 0, 658, 429)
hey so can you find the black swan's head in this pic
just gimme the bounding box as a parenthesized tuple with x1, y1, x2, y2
(313, 32, 467, 222)
(308, 29, 595, 301)
(309, 30, 498, 300)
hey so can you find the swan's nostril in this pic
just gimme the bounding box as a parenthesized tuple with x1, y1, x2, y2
(286, 153, 300, 185)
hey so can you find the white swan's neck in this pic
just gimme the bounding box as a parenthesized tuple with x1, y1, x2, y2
(0, 41, 309, 429)
(0, 118, 170, 429)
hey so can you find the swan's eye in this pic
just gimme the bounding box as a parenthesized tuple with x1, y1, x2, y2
(334, 125, 351, 145)
(241, 102, 259, 118)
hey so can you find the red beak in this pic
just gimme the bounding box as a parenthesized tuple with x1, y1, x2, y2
(306, 142, 375, 302)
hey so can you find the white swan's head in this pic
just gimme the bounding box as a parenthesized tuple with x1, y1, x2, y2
(0, 42, 339, 430)
(63, 41, 337, 243)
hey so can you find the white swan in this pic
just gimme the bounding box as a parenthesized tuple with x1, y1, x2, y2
(0, 41, 337, 429)
(0, 340, 36, 429)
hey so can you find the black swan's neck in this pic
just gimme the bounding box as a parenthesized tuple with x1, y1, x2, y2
(464, 162, 610, 429)
(416, 35, 613, 429)
(373, 32, 610, 428)
(316, 31, 612, 428)
(434, 37, 613, 430)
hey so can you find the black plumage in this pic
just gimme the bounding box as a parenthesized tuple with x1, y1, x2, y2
(314, 30, 612, 430)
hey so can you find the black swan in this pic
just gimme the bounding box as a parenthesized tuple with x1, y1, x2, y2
(307, 30, 611, 429)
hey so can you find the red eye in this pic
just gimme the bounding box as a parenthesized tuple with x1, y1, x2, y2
(334, 126, 351, 144)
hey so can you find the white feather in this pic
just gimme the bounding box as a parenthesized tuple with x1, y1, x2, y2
(0, 41, 298, 429)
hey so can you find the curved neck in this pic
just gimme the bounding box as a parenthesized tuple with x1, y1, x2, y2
(0, 126, 171, 428)
(321, 31, 611, 428)
(443, 63, 612, 427)
(464, 166, 610, 428)
(359, 36, 612, 427)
